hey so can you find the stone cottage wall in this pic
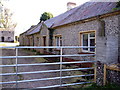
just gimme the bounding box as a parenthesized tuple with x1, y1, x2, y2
(118, 15, 120, 63)
(103, 15, 119, 64)
(33, 33, 41, 52)
(39, 25, 49, 53)
(19, 34, 25, 46)
(52, 19, 99, 61)
(96, 15, 120, 85)
(52, 14, 120, 64)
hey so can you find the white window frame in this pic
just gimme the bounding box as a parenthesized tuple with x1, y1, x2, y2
(81, 31, 95, 53)
(55, 36, 62, 47)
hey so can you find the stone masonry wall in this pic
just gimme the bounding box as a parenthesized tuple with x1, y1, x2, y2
(52, 15, 120, 64)
(118, 15, 120, 63)
(53, 20, 98, 61)
(103, 15, 119, 64)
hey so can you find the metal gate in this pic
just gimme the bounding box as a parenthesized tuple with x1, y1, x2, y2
(0, 46, 96, 89)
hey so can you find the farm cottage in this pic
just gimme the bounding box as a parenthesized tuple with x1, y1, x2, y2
(0, 28, 14, 42)
(19, 2, 120, 85)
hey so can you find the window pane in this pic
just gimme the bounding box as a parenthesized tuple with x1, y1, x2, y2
(90, 32, 95, 37)
(60, 37, 62, 46)
(90, 39, 95, 52)
(83, 34, 88, 50)
(56, 37, 59, 46)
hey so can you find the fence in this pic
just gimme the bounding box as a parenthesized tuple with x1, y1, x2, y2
(0, 46, 96, 89)
(103, 64, 120, 85)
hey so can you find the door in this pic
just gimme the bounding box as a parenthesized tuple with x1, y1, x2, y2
(1, 37, 4, 42)
(43, 36, 46, 51)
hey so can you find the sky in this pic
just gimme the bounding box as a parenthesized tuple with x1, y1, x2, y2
(3, 0, 90, 36)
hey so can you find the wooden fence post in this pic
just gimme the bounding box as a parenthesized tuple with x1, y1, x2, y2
(94, 66, 97, 83)
(103, 64, 107, 85)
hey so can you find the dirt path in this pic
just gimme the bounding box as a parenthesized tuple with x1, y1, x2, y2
(1, 49, 68, 89)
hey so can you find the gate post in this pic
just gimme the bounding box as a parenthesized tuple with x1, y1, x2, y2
(96, 17, 120, 86)
(15, 48, 18, 89)
(0, 47, 2, 89)
(60, 47, 63, 87)
(95, 61, 104, 86)
(95, 32, 106, 86)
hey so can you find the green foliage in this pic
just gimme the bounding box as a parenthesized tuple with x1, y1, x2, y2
(116, 1, 120, 8)
(112, 1, 120, 11)
(79, 83, 120, 90)
(40, 12, 53, 22)
(112, 8, 119, 11)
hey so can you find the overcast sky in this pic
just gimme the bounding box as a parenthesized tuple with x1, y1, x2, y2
(3, 0, 90, 35)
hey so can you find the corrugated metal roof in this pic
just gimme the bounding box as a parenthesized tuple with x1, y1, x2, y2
(45, 2, 117, 28)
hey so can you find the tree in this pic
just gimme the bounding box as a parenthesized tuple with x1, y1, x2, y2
(40, 12, 53, 22)
(0, 1, 17, 29)
(116, 0, 120, 8)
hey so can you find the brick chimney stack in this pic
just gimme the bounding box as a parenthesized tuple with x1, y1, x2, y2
(67, 2, 76, 10)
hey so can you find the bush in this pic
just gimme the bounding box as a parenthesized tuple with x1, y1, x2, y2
(80, 83, 120, 90)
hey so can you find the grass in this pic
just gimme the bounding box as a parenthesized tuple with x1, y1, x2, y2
(77, 83, 120, 90)
(35, 57, 48, 63)
(0, 43, 6, 46)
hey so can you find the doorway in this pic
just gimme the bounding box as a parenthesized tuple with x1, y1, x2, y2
(43, 36, 46, 51)
(1, 37, 4, 42)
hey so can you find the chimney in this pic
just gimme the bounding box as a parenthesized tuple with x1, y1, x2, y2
(67, 2, 76, 10)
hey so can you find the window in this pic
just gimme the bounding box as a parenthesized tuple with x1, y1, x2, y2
(8, 37, 11, 40)
(55, 36, 62, 46)
(80, 31, 95, 52)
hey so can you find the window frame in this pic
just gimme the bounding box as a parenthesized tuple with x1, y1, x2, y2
(54, 35, 62, 47)
(80, 30, 96, 53)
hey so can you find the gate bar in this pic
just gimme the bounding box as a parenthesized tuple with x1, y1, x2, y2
(0, 74, 94, 84)
(0, 54, 95, 59)
(36, 82, 92, 89)
(0, 46, 96, 49)
(0, 61, 96, 67)
(0, 67, 94, 76)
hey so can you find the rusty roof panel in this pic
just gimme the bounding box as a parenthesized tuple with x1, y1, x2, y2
(45, 2, 117, 28)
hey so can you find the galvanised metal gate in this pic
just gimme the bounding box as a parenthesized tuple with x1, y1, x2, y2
(0, 46, 96, 89)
